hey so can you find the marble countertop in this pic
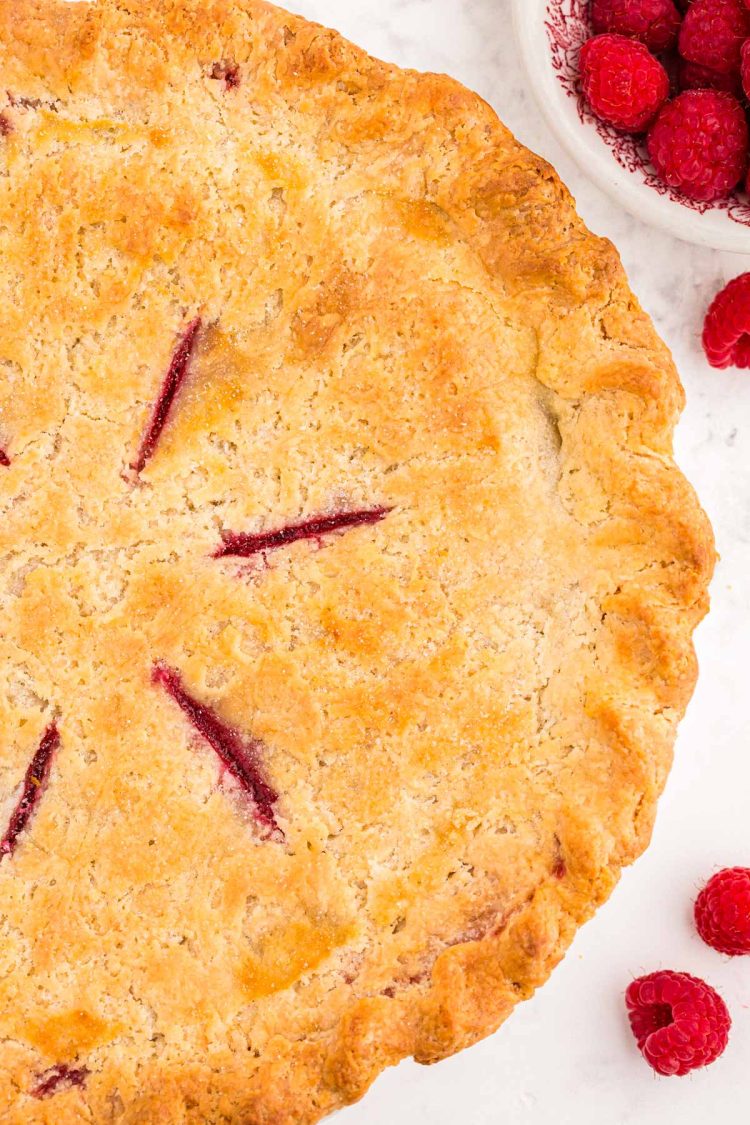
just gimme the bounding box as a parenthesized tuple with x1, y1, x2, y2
(288, 2, 750, 1122)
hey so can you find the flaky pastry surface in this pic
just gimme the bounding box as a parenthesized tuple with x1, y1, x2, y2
(0, 2, 714, 1121)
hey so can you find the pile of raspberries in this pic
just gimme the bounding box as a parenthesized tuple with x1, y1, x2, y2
(580, 0, 750, 203)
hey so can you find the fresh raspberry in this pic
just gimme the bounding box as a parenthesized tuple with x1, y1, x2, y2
(703, 274, 750, 368)
(626, 971, 731, 1076)
(591, 0, 683, 51)
(647, 90, 748, 201)
(742, 38, 750, 99)
(678, 0, 750, 74)
(580, 35, 670, 131)
(678, 57, 744, 94)
(695, 868, 750, 951)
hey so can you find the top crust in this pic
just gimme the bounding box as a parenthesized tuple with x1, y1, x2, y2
(0, 2, 714, 1122)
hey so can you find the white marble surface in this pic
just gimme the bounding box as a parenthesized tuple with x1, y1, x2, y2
(285, 2, 750, 1122)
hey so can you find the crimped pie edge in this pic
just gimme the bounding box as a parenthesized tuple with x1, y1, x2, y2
(0, 1, 715, 1121)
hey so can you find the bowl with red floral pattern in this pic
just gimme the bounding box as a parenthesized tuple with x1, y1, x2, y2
(513, 0, 750, 252)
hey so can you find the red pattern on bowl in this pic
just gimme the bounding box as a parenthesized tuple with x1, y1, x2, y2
(545, 0, 750, 227)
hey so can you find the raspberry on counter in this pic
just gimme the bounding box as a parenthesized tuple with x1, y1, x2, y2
(695, 868, 750, 952)
(626, 971, 732, 1076)
(703, 274, 750, 368)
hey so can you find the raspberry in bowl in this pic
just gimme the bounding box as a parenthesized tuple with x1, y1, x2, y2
(513, 0, 750, 251)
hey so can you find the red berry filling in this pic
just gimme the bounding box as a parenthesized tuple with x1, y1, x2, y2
(215, 506, 393, 559)
(131, 317, 202, 474)
(0, 113, 12, 137)
(210, 61, 241, 89)
(152, 663, 282, 838)
(0, 450, 10, 467)
(1, 724, 60, 860)
(32, 1065, 90, 1100)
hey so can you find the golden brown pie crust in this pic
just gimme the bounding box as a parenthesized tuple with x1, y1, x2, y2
(0, 1, 714, 1121)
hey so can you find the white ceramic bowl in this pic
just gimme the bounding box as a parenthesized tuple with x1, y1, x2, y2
(512, 0, 750, 253)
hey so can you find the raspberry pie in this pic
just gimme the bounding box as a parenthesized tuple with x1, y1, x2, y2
(0, 1, 714, 1121)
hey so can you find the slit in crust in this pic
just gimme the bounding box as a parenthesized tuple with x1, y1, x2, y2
(152, 663, 282, 840)
(215, 507, 393, 559)
(131, 317, 202, 474)
(1, 724, 60, 860)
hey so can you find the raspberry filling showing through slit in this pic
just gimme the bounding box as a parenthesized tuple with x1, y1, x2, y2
(215, 506, 393, 559)
(152, 663, 282, 839)
(131, 316, 202, 474)
(1, 724, 60, 859)
(32, 1065, 90, 1100)
(210, 61, 241, 89)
